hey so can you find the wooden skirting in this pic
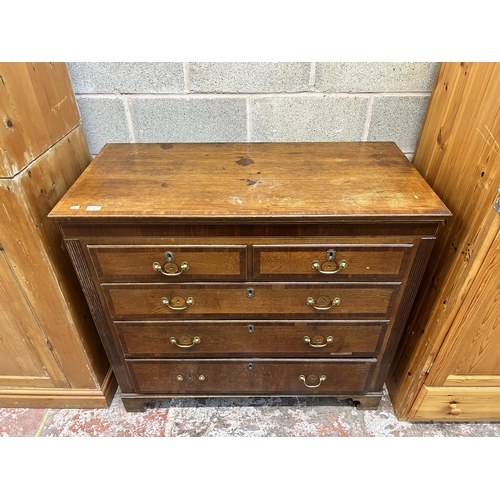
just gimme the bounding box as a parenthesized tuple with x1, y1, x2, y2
(0, 369, 117, 409)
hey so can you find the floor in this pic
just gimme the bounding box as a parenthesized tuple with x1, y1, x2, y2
(2, 385, 500, 437)
(3, 386, 497, 498)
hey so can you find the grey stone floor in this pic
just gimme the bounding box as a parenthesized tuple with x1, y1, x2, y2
(2, 385, 499, 437)
(2, 384, 498, 500)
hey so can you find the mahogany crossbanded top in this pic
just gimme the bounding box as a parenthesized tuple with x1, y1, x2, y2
(49, 142, 451, 222)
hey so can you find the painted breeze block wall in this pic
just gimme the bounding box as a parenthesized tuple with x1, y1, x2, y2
(67, 62, 438, 157)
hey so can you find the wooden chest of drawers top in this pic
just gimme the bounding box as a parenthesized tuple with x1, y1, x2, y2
(49, 142, 451, 223)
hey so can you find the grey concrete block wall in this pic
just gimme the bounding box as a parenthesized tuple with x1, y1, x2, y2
(130, 97, 247, 142)
(76, 97, 131, 153)
(69, 63, 185, 94)
(251, 96, 369, 142)
(189, 62, 311, 93)
(315, 62, 438, 93)
(67, 62, 439, 156)
(367, 95, 431, 152)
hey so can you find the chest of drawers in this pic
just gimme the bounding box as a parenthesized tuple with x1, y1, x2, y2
(49, 142, 451, 411)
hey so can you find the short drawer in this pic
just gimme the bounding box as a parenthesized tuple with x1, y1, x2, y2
(411, 386, 500, 422)
(116, 320, 388, 358)
(88, 245, 247, 282)
(253, 244, 414, 281)
(127, 358, 376, 395)
(102, 282, 400, 320)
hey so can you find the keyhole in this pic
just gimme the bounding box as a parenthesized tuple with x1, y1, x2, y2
(247, 324, 255, 333)
(326, 249, 336, 261)
(246, 287, 255, 298)
(248, 363, 254, 370)
(165, 251, 175, 263)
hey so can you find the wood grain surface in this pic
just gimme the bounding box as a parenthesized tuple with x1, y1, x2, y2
(49, 142, 451, 222)
(115, 320, 388, 358)
(102, 282, 400, 320)
(0, 62, 79, 177)
(426, 226, 500, 384)
(412, 386, 500, 421)
(0, 127, 109, 389)
(387, 62, 500, 420)
(127, 358, 375, 395)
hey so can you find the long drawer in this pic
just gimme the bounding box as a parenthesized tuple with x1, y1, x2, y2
(102, 282, 400, 320)
(115, 320, 389, 358)
(127, 358, 376, 395)
(88, 244, 248, 282)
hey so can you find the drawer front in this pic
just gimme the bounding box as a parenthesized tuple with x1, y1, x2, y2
(116, 320, 388, 358)
(103, 283, 400, 320)
(127, 359, 376, 395)
(88, 245, 247, 282)
(411, 386, 500, 422)
(253, 244, 414, 281)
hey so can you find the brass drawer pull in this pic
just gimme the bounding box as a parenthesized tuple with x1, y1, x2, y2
(311, 249, 347, 274)
(153, 261, 189, 276)
(312, 259, 347, 274)
(161, 296, 194, 310)
(307, 296, 340, 310)
(299, 374, 326, 388)
(170, 336, 201, 348)
(303, 335, 333, 348)
(176, 374, 205, 381)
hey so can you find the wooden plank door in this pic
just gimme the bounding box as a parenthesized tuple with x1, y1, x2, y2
(0, 247, 68, 388)
(387, 62, 500, 418)
(424, 221, 500, 387)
